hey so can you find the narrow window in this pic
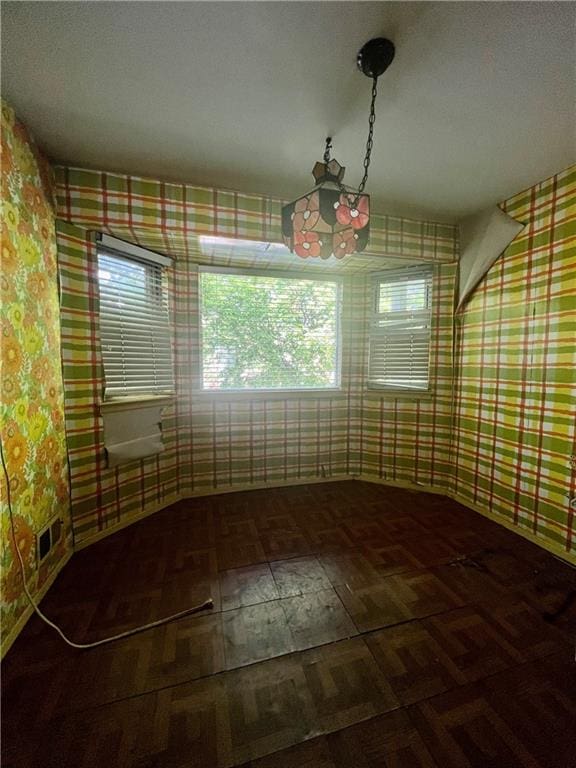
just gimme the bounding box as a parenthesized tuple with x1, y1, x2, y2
(97, 245, 174, 400)
(368, 266, 433, 391)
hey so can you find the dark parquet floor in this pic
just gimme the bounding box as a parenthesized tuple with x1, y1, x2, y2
(2, 481, 575, 768)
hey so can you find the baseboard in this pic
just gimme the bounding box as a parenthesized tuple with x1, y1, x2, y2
(354, 474, 575, 566)
(74, 491, 183, 551)
(355, 473, 447, 497)
(449, 491, 576, 566)
(78, 474, 575, 567)
(74, 474, 351, 551)
(186, 474, 351, 498)
(1, 550, 73, 660)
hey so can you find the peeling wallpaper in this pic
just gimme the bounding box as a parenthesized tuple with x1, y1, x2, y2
(451, 166, 576, 557)
(0, 102, 72, 654)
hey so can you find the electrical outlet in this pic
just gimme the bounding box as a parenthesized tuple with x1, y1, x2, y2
(38, 528, 51, 560)
(36, 516, 63, 564)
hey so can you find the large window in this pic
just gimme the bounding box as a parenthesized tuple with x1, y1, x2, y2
(97, 246, 174, 399)
(368, 266, 433, 391)
(200, 268, 341, 391)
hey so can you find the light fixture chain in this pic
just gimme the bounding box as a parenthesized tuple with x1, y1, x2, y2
(329, 77, 378, 208)
(355, 76, 378, 201)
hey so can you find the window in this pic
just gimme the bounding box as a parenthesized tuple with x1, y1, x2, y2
(97, 243, 174, 400)
(368, 266, 433, 391)
(199, 268, 341, 391)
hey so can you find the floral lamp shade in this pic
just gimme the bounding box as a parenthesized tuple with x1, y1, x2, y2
(282, 158, 370, 260)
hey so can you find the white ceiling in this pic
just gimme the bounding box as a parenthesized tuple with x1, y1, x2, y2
(2, 1, 575, 222)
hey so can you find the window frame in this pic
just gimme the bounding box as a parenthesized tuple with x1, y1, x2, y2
(96, 241, 175, 403)
(366, 265, 434, 394)
(197, 265, 344, 395)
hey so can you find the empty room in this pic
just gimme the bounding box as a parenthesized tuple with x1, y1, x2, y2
(1, 2, 575, 766)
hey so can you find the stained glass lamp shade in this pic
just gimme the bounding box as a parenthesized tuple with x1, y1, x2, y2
(282, 159, 370, 260)
(281, 37, 396, 261)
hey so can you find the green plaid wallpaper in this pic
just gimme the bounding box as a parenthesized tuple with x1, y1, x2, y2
(450, 166, 576, 557)
(55, 166, 458, 263)
(357, 264, 457, 489)
(54, 167, 458, 545)
(54, 164, 574, 561)
(57, 221, 181, 539)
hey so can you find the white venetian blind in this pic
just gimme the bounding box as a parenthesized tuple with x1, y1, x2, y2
(368, 266, 433, 391)
(97, 249, 174, 399)
(200, 268, 341, 391)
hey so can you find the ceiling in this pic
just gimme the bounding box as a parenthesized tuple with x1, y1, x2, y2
(2, 2, 575, 223)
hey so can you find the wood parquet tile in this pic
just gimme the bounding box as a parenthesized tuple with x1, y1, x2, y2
(220, 564, 279, 610)
(217, 537, 267, 572)
(260, 529, 313, 561)
(482, 655, 576, 768)
(299, 637, 400, 734)
(240, 736, 338, 768)
(326, 708, 440, 768)
(224, 655, 310, 765)
(336, 570, 464, 632)
(280, 588, 358, 649)
(335, 580, 415, 631)
(318, 551, 383, 590)
(2, 481, 575, 768)
(363, 541, 427, 576)
(222, 601, 295, 669)
(270, 556, 332, 597)
(365, 620, 465, 705)
(408, 681, 543, 768)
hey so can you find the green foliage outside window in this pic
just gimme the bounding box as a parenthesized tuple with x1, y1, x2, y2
(200, 272, 340, 390)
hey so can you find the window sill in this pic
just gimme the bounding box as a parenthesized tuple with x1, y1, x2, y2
(192, 388, 344, 401)
(365, 386, 434, 400)
(100, 395, 175, 413)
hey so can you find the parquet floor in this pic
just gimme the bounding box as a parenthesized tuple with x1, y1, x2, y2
(2, 481, 575, 768)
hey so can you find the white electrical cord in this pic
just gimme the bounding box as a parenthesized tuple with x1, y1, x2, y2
(0, 439, 213, 649)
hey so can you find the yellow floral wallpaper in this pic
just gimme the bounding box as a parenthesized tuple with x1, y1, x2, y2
(1, 101, 72, 655)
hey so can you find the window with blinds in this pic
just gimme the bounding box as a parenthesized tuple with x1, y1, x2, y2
(97, 249, 174, 399)
(199, 268, 342, 391)
(368, 266, 433, 391)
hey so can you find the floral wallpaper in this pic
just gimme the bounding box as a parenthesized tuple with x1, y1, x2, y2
(1, 101, 72, 655)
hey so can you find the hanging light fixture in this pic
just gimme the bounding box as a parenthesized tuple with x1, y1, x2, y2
(282, 38, 395, 260)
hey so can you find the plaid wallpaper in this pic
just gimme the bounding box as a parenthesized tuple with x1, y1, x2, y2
(357, 264, 457, 489)
(450, 166, 576, 557)
(54, 164, 574, 561)
(55, 167, 458, 263)
(54, 167, 457, 545)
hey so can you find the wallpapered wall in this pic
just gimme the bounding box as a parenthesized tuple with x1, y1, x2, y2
(53, 164, 575, 560)
(54, 167, 458, 546)
(451, 166, 576, 557)
(0, 102, 72, 652)
(356, 264, 457, 489)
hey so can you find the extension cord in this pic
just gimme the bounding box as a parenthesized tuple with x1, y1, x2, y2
(0, 439, 213, 650)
